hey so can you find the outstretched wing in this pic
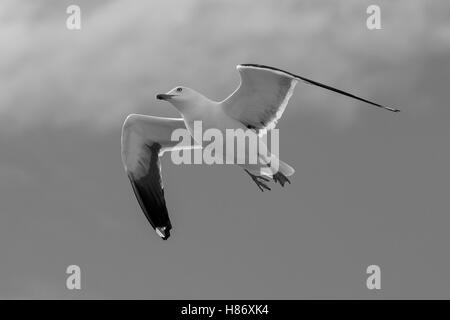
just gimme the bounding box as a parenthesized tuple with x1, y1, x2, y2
(222, 64, 297, 132)
(222, 64, 400, 132)
(121, 114, 199, 240)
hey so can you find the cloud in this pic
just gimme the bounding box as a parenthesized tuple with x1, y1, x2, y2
(0, 0, 448, 133)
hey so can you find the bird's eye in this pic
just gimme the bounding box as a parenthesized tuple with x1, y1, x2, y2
(176, 87, 183, 92)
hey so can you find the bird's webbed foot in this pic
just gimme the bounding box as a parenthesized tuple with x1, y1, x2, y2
(272, 171, 291, 187)
(244, 169, 271, 192)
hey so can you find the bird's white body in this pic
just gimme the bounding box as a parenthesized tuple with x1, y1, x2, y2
(175, 98, 272, 173)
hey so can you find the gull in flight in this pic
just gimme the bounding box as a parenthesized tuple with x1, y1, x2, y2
(121, 64, 399, 240)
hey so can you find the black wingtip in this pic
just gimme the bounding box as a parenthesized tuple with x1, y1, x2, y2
(385, 106, 401, 113)
(239, 63, 402, 114)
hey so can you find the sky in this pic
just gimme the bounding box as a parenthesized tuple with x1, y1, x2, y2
(0, 0, 450, 299)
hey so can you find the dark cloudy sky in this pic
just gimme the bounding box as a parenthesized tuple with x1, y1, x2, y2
(1, 0, 450, 299)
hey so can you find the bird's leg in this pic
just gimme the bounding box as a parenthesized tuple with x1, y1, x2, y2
(272, 171, 291, 187)
(244, 169, 271, 192)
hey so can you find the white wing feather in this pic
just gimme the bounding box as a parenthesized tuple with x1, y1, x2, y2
(221, 64, 298, 132)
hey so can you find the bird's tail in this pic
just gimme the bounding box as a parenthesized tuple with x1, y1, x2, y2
(256, 153, 295, 177)
(260, 156, 295, 177)
(276, 159, 295, 177)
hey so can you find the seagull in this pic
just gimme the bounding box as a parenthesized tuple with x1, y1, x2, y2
(121, 64, 399, 240)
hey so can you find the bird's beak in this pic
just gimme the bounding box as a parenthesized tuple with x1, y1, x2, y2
(156, 94, 175, 101)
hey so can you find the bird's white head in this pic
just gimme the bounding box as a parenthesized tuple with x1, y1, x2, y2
(156, 86, 208, 114)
